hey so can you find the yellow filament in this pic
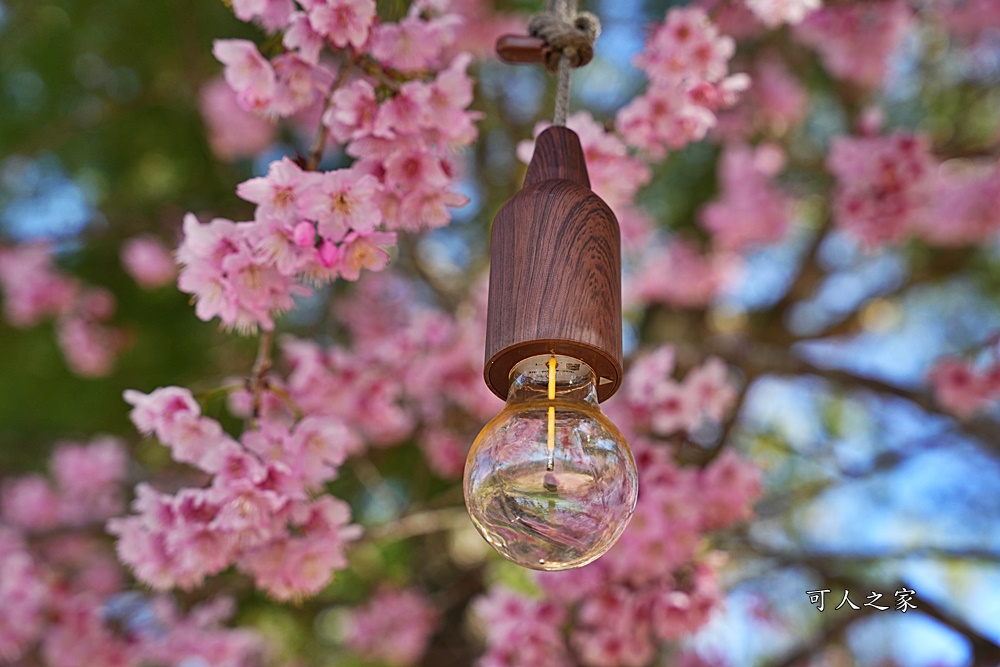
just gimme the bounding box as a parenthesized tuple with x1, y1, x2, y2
(547, 356, 556, 471)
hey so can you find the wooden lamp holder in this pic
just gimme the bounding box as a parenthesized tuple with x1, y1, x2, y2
(484, 126, 623, 403)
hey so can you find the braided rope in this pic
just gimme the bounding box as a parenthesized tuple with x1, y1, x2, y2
(527, 1, 601, 127)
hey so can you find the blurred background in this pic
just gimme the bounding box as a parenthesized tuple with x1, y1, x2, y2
(2, 0, 1000, 665)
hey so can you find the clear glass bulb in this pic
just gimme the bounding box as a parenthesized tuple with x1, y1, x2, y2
(464, 354, 638, 570)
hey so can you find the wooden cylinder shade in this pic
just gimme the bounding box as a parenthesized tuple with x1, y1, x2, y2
(485, 126, 623, 403)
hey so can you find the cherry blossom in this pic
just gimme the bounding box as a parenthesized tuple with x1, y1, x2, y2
(0, 444, 267, 666)
(628, 239, 738, 309)
(0, 244, 126, 377)
(700, 143, 791, 251)
(794, 1, 913, 89)
(928, 357, 1000, 418)
(618, 6, 749, 158)
(110, 399, 363, 599)
(306, 0, 376, 50)
(231, 0, 294, 32)
(915, 161, 1000, 247)
(827, 132, 934, 247)
(934, 0, 1000, 42)
(212, 39, 277, 113)
(340, 587, 440, 665)
(121, 235, 177, 289)
(199, 77, 276, 161)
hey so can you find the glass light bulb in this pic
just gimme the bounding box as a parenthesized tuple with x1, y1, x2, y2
(464, 354, 638, 570)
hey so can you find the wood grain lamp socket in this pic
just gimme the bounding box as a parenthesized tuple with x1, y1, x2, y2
(484, 126, 623, 403)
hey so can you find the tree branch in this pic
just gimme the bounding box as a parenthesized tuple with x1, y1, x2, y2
(697, 335, 1000, 454)
(768, 607, 874, 667)
(250, 329, 274, 423)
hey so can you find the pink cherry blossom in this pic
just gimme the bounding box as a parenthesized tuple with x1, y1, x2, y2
(794, 1, 913, 88)
(230, 0, 294, 32)
(324, 78, 380, 142)
(338, 230, 396, 281)
(0, 243, 77, 327)
(827, 132, 934, 247)
(1, 445, 269, 667)
(915, 161, 1000, 247)
(298, 167, 382, 241)
(340, 587, 440, 665)
(2, 476, 60, 530)
(199, 77, 276, 161)
(424, 53, 481, 147)
(419, 427, 467, 478)
(213, 39, 277, 113)
(177, 213, 306, 332)
(0, 540, 50, 661)
(283, 11, 325, 64)
(927, 357, 999, 418)
(270, 53, 332, 117)
(237, 496, 361, 601)
(307, 0, 376, 49)
(49, 437, 128, 523)
(684, 357, 737, 421)
(936, 0, 1000, 41)
(699, 449, 762, 529)
(629, 239, 738, 309)
(617, 7, 748, 158)
(701, 143, 790, 251)
(649, 559, 723, 640)
(374, 80, 431, 138)
(124, 386, 240, 472)
(473, 588, 572, 667)
(237, 157, 317, 226)
(55, 316, 123, 378)
(121, 235, 177, 289)
(370, 12, 457, 72)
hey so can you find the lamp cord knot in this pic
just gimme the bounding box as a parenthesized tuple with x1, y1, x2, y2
(527, 11, 601, 71)
(527, 1, 601, 127)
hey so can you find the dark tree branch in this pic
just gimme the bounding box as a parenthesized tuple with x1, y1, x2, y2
(768, 608, 873, 667)
(695, 335, 1000, 455)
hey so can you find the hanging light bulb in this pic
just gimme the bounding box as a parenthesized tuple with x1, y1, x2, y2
(465, 354, 637, 570)
(464, 124, 638, 571)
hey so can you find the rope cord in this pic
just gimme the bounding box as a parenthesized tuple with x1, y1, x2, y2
(527, 0, 601, 127)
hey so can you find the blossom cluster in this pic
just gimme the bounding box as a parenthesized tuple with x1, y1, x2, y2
(628, 238, 738, 309)
(109, 270, 498, 603)
(109, 386, 362, 600)
(338, 587, 440, 665)
(617, 7, 749, 159)
(715, 53, 808, 140)
(0, 243, 126, 377)
(0, 439, 265, 666)
(935, 0, 1000, 41)
(120, 236, 177, 290)
(793, 1, 913, 89)
(700, 143, 790, 252)
(180, 0, 479, 332)
(273, 272, 499, 478)
(614, 346, 739, 437)
(827, 132, 934, 248)
(928, 356, 1000, 419)
(828, 132, 1000, 249)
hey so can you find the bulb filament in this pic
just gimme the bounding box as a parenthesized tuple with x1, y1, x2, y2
(547, 355, 556, 471)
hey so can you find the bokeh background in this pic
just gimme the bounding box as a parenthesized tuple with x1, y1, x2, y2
(2, 0, 1000, 665)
